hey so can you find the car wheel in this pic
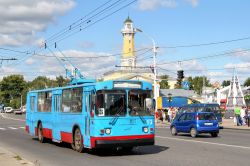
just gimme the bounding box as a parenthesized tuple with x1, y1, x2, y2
(211, 132, 218, 137)
(190, 128, 197, 138)
(73, 128, 84, 153)
(171, 126, 177, 136)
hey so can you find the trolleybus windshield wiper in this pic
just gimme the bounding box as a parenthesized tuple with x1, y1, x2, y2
(109, 106, 124, 126)
(132, 109, 146, 124)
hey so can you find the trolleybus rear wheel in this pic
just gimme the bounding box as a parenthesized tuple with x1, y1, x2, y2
(74, 128, 84, 152)
(38, 123, 45, 143)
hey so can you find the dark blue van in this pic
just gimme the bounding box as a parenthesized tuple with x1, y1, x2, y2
(170, 112, 219, 138)
(177, 103, 222, 124)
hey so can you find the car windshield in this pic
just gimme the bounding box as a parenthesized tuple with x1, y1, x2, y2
(198, 113, 216, 120)
(128, 90, 153, 116)
(96, 90, 126, 116)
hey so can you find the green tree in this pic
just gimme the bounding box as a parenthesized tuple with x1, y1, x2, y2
(187, 76, 211, 95)
(222, 80, 230, 87)
(244, 77, 250, 87)
(29, 76, 56, 90)
(55, 75, 70, 87)
(159, 75, 170, 89)
(0, 75, 27, 108)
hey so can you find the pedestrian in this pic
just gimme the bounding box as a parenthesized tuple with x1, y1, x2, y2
(234, 106, 242, 126)
(168, 107, 172, 123)
(241, 106, 246, 125)
(162, 110, 166, 122)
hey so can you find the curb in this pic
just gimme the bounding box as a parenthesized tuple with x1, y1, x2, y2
(221, 126, 250, 131)
(0, 147, 34, 166)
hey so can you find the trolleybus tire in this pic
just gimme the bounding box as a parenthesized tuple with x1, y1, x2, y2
(73, 128, 84, 153)
(38, 123, 45, 143)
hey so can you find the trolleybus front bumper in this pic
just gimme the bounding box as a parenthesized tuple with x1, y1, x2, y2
(91, 134, 155, 148)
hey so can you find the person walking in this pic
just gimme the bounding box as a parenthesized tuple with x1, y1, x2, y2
(168, 107, 172, 123)
(241, 106, 246, 125)
(234, 106, 242, 126)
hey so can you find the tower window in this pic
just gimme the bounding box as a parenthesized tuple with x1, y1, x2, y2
(129, 40, 131, 43)
(129, 48, 131, 52)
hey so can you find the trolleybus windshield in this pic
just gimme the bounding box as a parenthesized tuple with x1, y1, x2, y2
(96, 90, 126, 116)
(128, 90, 153, 116)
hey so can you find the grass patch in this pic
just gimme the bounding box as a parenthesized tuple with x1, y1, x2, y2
(14, 155, 22, 161)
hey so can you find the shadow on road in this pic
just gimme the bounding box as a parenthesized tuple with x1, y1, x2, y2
(175, 133, 221, 139)
(88, 145, 169, 157)
(32, 138, 168, 156)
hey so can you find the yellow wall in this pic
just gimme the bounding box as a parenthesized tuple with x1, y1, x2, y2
(122, 35, 135, 58)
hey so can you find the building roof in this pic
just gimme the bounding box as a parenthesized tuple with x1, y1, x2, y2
(124, 16, 133, 23)
(160, 89, 198, 98)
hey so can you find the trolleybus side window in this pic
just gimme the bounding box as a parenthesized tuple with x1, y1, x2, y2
(128, 90, 153, 116)
(30, 96, 35, 112)
(38, 91, 52, 112)
(62, 87, 82, 113)
(96, 90, 126, 116)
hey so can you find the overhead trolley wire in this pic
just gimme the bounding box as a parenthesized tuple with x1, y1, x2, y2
(157, 48, 250, 66)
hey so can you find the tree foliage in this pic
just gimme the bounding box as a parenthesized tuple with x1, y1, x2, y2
(244, 77, 250, 87)
(187, 76, 211, 95)
(159, 75, 170, 89)
(0, 75, 27, 108)
(222, 80, 230, 87)
(0, 75, 69, 108)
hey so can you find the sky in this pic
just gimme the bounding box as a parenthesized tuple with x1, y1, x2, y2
(0, 0, 250, 84)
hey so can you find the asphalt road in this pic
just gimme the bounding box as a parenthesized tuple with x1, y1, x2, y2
(1, 113, 250, 166)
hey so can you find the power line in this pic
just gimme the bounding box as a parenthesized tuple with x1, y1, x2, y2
(6, 0, 138, 66)
(157, 48, 250, 65)
(159, 36, 250, 49)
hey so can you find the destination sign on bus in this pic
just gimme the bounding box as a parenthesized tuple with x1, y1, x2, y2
(113, 81, 142, 89)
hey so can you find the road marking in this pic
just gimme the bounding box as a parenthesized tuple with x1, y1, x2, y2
(0, 127, 6, 130)
(0, 113, 25, 122)
(8, 127, 18, 130)
(156, 136, 250, 150)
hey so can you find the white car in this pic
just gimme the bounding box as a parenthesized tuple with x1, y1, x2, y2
(4, 107, 13, 113)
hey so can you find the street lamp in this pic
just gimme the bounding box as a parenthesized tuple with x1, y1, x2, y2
(135, 28, 158, 113)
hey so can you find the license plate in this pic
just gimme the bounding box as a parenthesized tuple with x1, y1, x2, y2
(204, 122, 213, 126)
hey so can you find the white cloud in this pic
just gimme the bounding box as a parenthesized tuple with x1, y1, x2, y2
(232, 49, 250, 62)
(23, 49, 117, 79)
(137, 0, 177, 11)
(137, 0, 199, 10)
(224, 62, 250, 74)
(0, 0, 75, 47)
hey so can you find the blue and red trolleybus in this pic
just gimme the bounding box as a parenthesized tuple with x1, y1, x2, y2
(26, 80, 155, 152)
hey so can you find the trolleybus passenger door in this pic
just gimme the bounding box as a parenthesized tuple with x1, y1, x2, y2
(28, 93, 37, 136)
(84, 91, 91, 147)
(52, 91, 62, 141)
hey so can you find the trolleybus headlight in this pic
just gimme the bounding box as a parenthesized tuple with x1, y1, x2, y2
(105, 128, 111, 135)
(143, 127, 148, 133)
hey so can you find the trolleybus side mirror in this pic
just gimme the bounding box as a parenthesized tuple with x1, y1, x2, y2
(145, 98, 154, 110)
